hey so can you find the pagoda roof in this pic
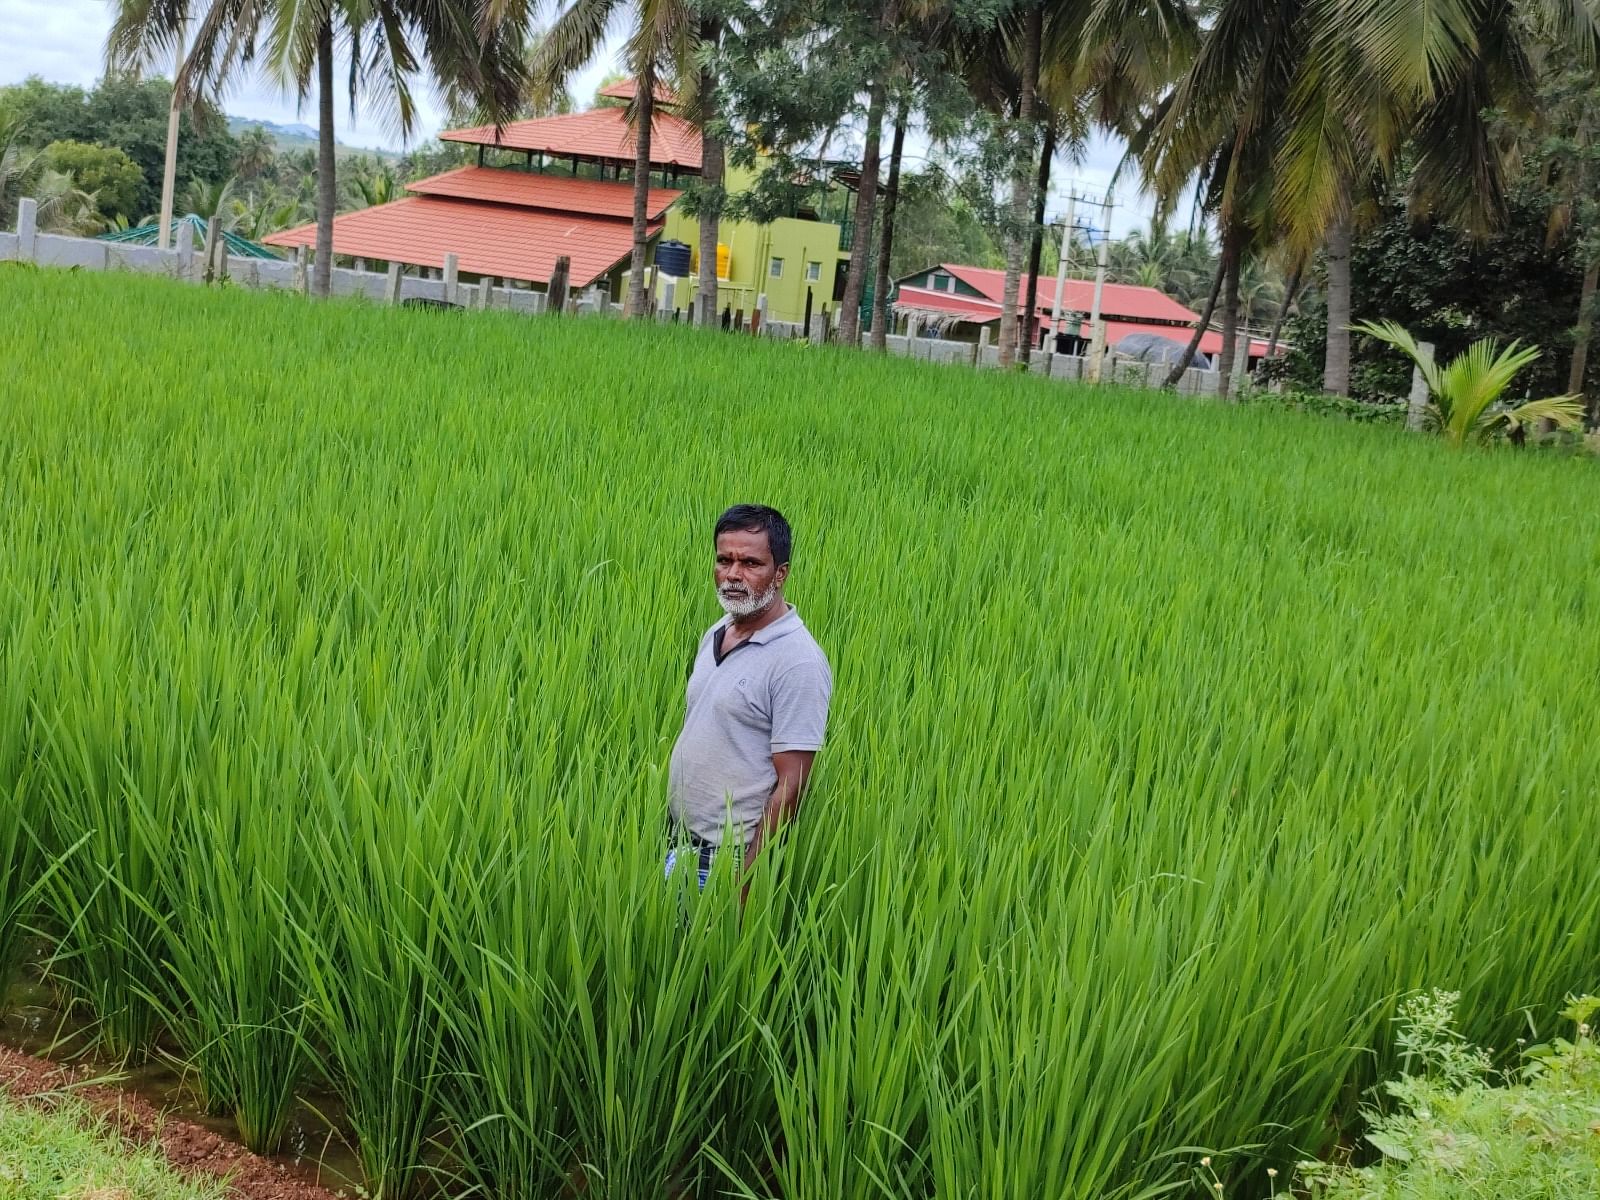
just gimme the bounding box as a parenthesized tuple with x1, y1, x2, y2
(407, 166, 680, 220)
(441, 106, 703, 171)
(261, 196, 660, 288)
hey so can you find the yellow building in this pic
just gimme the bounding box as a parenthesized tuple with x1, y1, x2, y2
(659, 165, 852, 325)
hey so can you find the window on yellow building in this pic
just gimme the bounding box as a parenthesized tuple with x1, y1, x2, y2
(769, 257, 785, 278)
(806, 261, 822, 281)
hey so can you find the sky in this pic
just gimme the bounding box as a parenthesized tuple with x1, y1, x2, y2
(0, 0, 1170, 237)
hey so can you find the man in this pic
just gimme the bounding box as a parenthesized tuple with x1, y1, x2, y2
(667, 504, 833, 890)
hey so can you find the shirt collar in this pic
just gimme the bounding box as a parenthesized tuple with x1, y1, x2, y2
(718, 604, 802, 646)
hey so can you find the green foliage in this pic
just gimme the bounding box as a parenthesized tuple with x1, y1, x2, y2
(4, 270, 1600, 1199)
(0, 75, 239, 220)
(887, 166, 1005, 277)
(1298, 993, 1600, 1200)
(1286, 181, 1591, 402)
(1354, 318, 1586, 445)
(39, 140, 144, 223)
(1248, 387, 1405, 425)
(0, 1094, 227, 1200)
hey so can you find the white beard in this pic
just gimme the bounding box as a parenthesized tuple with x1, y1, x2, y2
(718, 581, 777, 618)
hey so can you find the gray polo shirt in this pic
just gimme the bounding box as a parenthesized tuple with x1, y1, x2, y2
(667, 605, 833, 847)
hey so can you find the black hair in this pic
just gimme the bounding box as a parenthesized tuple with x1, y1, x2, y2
(714, 504, 792, 566)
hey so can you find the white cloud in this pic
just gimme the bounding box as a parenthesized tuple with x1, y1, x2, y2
(0, 0, 620, 150)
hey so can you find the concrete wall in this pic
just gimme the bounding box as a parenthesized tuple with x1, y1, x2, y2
(0, 205, 563, 318)
(34, 234, 110, 271)
(2, 199, 1244, 397)
(106, 243, 183, 277)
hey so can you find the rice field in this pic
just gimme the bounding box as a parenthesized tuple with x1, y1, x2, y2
(2, 266, 1598, 1200)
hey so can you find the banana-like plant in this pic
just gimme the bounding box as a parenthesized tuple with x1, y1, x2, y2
(1353, 319, 1586, 447)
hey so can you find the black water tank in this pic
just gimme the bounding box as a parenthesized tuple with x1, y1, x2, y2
(655, 239, 691, 278)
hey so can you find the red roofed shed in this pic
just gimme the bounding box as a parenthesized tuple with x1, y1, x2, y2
(893, 263, 1274, 360)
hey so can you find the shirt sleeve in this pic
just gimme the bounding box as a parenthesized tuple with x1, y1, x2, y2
(770, 660, 833, 753)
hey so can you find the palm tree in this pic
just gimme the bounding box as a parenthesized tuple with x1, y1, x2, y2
(532, 0, 697, 318)
(351, 166, 397, 208)
(230, 187, 304, 238)
(182, 173, 237, 223)
(1355, 320, 1586, 446)
(965, 0, 1191, 368)
(1146, 0, 1600, 396)
(233, 124, 277, 180)
(109, 0, 530, 298)
(0, 115, 40, 228)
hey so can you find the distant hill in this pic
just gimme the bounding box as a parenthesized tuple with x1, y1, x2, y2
(226, 116, 397, 159)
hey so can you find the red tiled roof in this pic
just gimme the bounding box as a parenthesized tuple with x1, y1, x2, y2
(894, 285, 1273, 356)
(936, 262, 1204, 325)
(260, 196, 659, 287)
(597, 78, 680, 106)
(406, 166, 680, 220)
(441, 107, 703, 170)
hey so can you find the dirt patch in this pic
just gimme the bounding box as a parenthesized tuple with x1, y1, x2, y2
(0, 1046, 346, 1200)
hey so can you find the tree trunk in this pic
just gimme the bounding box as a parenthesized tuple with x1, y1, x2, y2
(1265, 263, 1302, 359)
(1322, 214, 1353, 395)
(1569, 255, 1598, 423)
(1217, 245, 1242, 400)
(997, 1, 1042, 369)
(1163, 235, 1231, 386)
(869, 101, 909, 350)
(695, 17, 724, 327)
(625, 70, 657, 318)
(313, 18, 335, 298)
(1020, 123, 1055, 364)
(838, 0, 895, 349)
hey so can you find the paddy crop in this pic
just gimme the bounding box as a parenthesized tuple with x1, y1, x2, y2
(1, 267, 1598, 1198)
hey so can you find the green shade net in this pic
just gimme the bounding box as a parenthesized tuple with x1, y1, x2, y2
(98, 214, 282, 260)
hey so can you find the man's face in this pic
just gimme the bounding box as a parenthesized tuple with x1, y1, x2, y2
(715, 528, 788, 617)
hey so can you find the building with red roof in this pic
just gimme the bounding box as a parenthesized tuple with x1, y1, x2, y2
(893, 263, 1274, 365)
(264, 162, 677, 291)
(263, 90, 855, 319)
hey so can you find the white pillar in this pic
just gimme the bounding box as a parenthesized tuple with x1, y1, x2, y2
(1050, 192, 1076, 346)
(809, 313, 827, 345)
(443, 253, 459, 305)
(291, 244, 308, 293)
(977, 325, 992, 366)
(385, 262, 403, 305)
(178, 230, 196, 282)
(1406, 342, 1435, 431)
(1086, 189, 1114, 383)
(1231, 328, 1250, 396)
(478, 276, 494, 309)
(16, 197, 37, 260)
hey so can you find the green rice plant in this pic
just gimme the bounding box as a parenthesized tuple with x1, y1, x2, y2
(0, 608, 44, 1006)
(1, 268, 1598, 1200)
(120, 697, 309, 1152)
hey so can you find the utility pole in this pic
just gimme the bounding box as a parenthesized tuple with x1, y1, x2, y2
(1086, 189, 1114, 382)
(157, 22, 185, 251)
(1049, 191, 1077, 352)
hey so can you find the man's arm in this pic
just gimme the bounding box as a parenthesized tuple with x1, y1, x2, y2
(745, 750, 816, 870)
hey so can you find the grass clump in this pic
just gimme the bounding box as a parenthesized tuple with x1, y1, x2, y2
(0, 1093, 226, 1200)
(1308, 993, 1600, 1200)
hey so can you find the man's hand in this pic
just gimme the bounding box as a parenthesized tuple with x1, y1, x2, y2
(742, 750, 816, 900)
